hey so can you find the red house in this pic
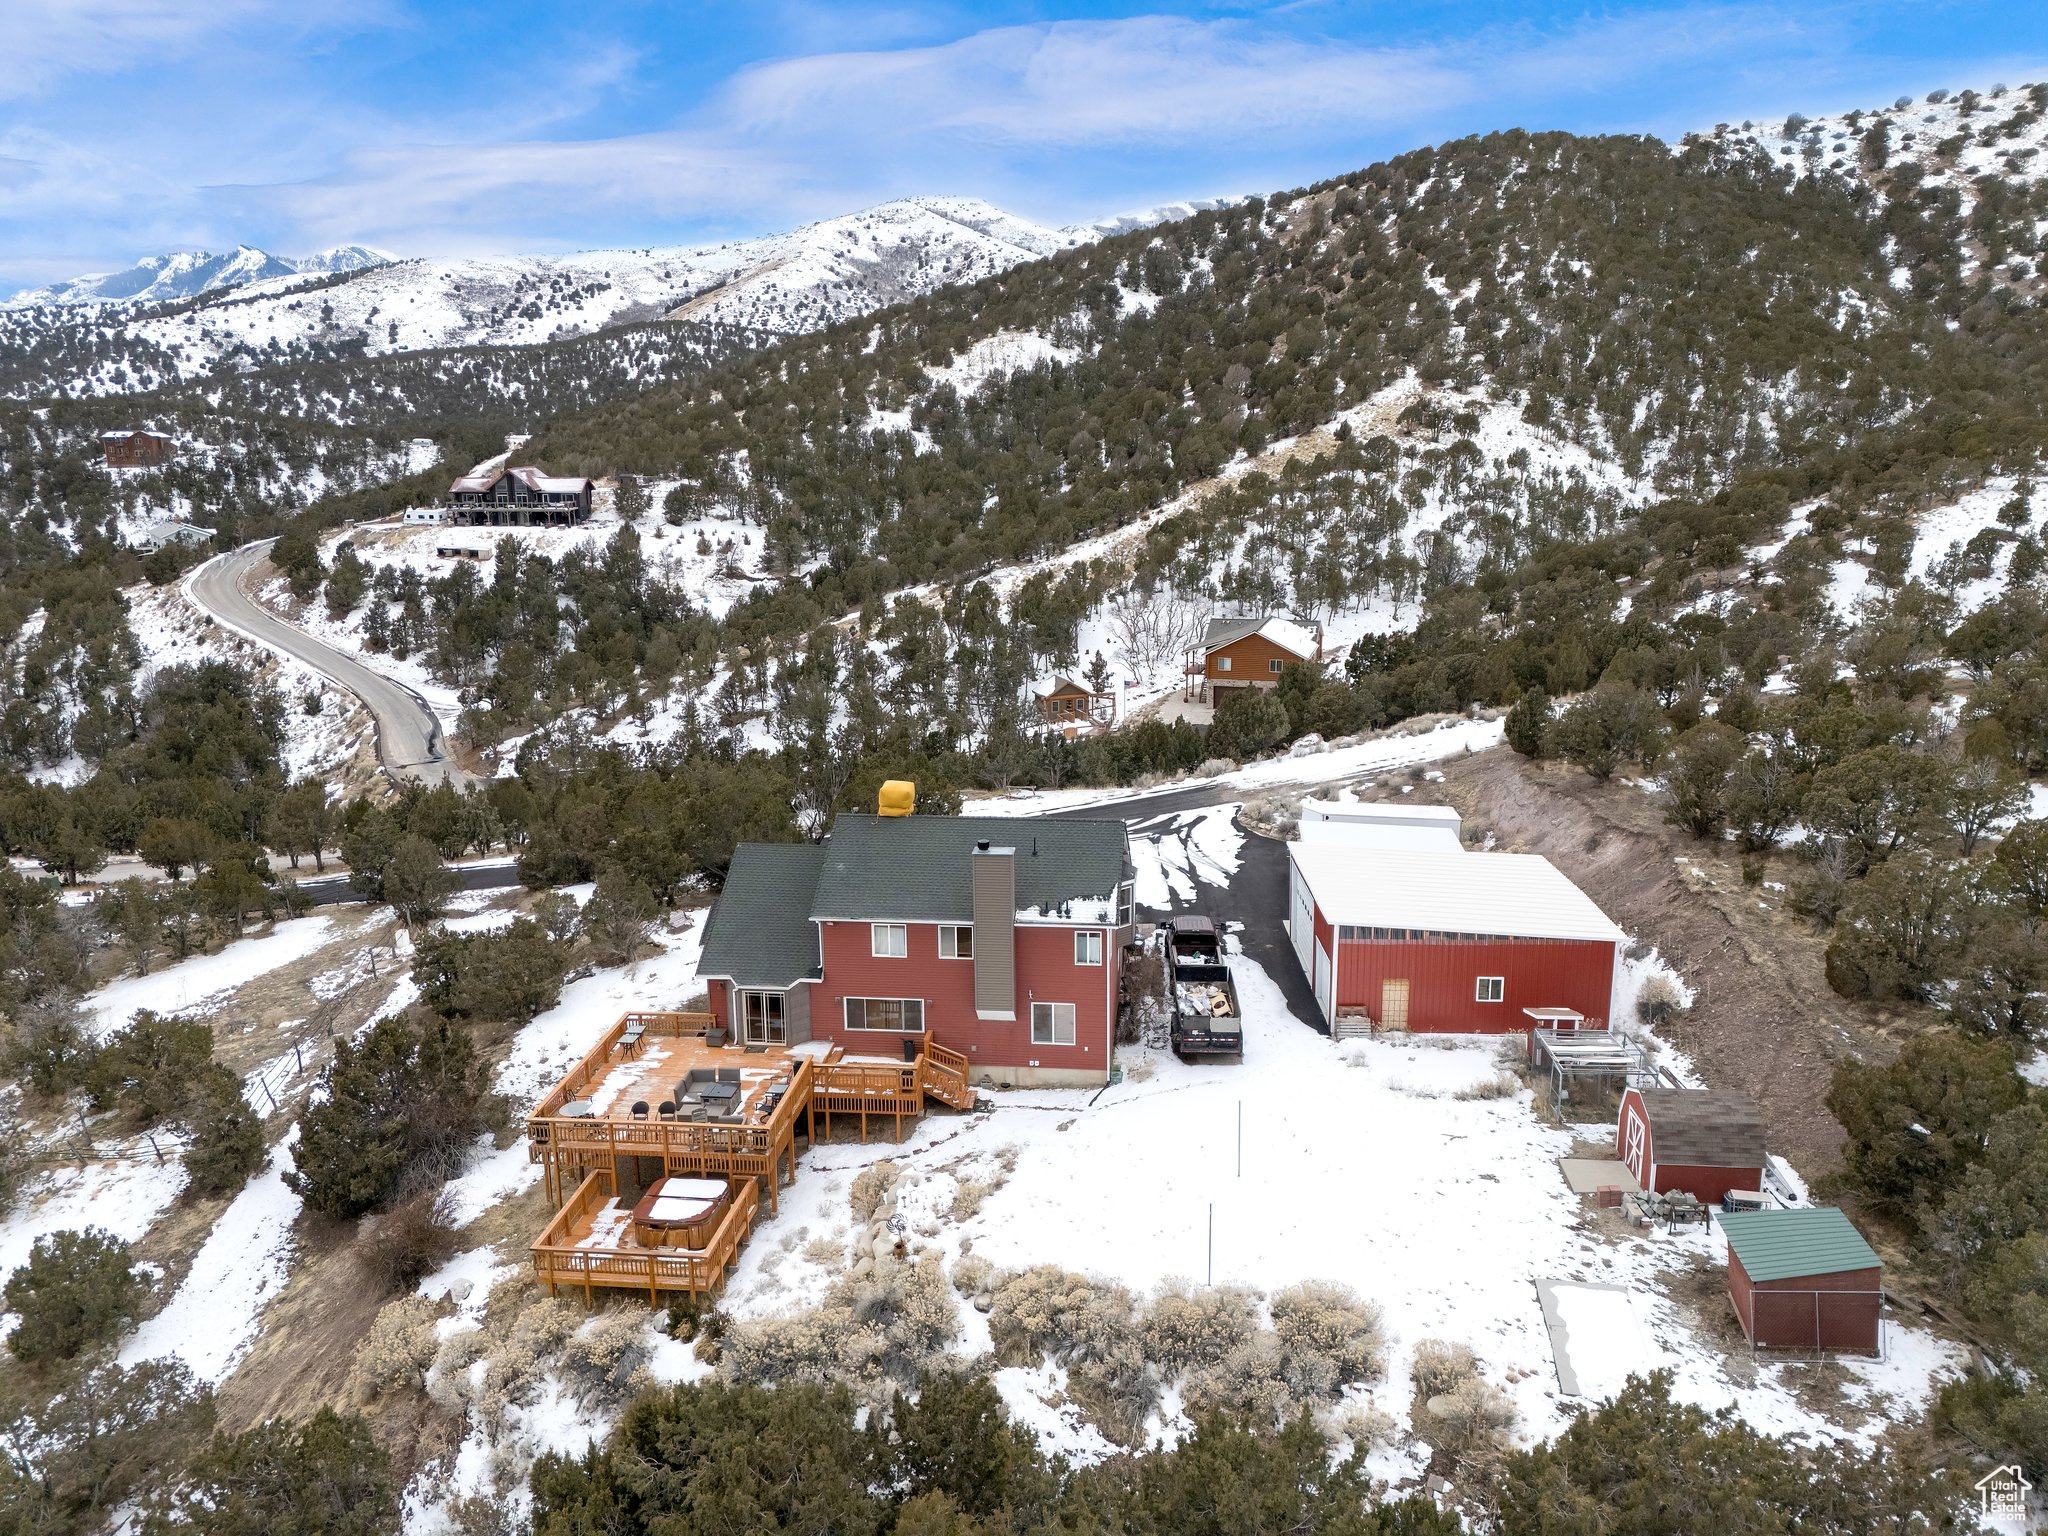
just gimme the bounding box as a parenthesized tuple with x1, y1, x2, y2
(1617, 1086, 1767, 1206)
(102, 429, 174, 468)
(1286, 842, 1624, 1034)
(1718, 1207, 1883, 1354)
(697, 811, 1134, 1088)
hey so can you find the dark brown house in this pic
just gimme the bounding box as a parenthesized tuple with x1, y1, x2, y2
(102, 430, 175, 469)
(1187, 615, 1322, 702)
(448, 465, 593, 525)
(1719, 1207, 1883, 1354)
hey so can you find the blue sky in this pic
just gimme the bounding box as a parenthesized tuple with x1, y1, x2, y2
(3, 1, 2045, 287)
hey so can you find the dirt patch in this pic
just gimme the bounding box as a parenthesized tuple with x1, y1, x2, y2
(1427, 748, 1915, 1180)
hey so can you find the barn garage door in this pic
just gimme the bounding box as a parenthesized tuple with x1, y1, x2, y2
(1290, 866, 1316, 981)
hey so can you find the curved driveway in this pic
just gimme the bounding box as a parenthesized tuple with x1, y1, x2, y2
(184, 540, 469, 787)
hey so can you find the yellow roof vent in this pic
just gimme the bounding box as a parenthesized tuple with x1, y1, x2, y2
(877, 780, 916, 818)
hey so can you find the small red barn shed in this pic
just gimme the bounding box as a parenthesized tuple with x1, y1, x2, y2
(1286, 841, 1624, 1034)
(1718, 1207, 1883, 1354)
(1617, 1086, 1767, 1205)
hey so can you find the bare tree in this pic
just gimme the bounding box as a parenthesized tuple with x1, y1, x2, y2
(1106, 587, 1209, 689)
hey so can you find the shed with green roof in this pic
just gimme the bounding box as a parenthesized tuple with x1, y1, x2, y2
(1718, 1207, 1883, 1354)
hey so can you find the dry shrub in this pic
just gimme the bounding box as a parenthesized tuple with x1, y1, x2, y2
(347, 1294, 446, 1403)
(802, 1235, 847, 1268)
(1634, 973, 1684, 1027)
(558, 1308, 653, 1406)
(949, 1178, 993, 1222)
(1140, 1281, 1259, 1375)
(951, 1253, 994, 1299)
(357, 1192, 460, 1295)
(427, 1324, 488, 1411)
(476, 1296, 581, 1418)
(850, 1160, 900, 1222)
(1410, 1338, 1479, 1398)
(721, 1253, 958, 1401)
(989, 1266, 1153, 1443)
(1423, 1374, 1518, 1460)
(1455, 1071, 1520, 1102)
(1182, 1332, 1292, 1422)
(1323, 1398, 1398, 1452)
(1123, 1056, 1156, 1084)
(1269, 1281, 1385, 1398)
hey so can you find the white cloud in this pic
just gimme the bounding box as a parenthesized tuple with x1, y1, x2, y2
(0, 0, 370, 100)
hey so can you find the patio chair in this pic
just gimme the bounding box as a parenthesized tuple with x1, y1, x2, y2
(630, 1101, 649, 1120)
(717, 1067, 742, 1085)
(657, 1102, 677, 1120)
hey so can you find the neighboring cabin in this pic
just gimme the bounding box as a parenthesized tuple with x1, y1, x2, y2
(1616, 1086, 1768, 1205)
(447, 465, 593, 525)
(1186, 614, 1322, 702)
(134, 519, 213, 554)
(102, 429, 175, 468)
(698, 796, 1135, 1088)
(1034, 675, 1116, 735)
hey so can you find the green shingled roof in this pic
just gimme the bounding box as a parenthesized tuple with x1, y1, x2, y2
(697, 843, 826, 988)
(1718, 1207, 1881, 1283)
(810, 815, 1128, 923)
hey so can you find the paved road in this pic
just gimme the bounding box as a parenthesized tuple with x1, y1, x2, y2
(184, 541, 469, 787)
(295, 860, 526, 909)
(1050, 786, 1324, 1033)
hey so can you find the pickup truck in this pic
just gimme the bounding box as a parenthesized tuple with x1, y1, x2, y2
(1163, 915, 1244, 1060)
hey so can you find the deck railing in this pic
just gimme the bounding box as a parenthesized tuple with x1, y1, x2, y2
(532, 1172, 761, 1304)
(530, 1010, 716, 1121)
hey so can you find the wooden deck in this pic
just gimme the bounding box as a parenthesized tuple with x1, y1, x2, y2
(532, 1170, 761, 1304)
(525, 1012, 977, 1211)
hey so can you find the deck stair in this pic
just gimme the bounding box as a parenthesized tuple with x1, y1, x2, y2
(922, 1041, 978, 1110)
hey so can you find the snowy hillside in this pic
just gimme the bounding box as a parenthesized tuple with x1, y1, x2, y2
(5, 244, 391, 309)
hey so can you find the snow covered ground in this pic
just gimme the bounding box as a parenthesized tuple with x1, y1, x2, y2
(120, 1127, 303, 1384)
(86, 915, 338, 1038)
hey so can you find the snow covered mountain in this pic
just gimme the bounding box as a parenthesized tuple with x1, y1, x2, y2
(5, 244, 392, 309)
(0, 195, 1229, 399)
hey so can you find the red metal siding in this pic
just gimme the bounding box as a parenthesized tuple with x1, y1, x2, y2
(1740, 1263, 1882, 1353)
(810, 919, 1114, 1076)
(1334, 935, 1615, 1033)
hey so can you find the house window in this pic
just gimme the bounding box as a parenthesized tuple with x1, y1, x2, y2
(1215, 656, 1232, 673)
(1476, 977, 1505, 1003)
(740, 990, 785, 1044)
(940, 924, 973, 959)
(845, 997, 925, 1033)
(1031, 1002, 1076, 1046)
(1115, 879, 1135, 927)
(1268, 658, 1283, 673)
(871, 923, 907, 958)
(1075, 930, 1104, 966)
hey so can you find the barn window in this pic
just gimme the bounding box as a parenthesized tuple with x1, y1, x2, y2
(1476, 976, 1505, 1002)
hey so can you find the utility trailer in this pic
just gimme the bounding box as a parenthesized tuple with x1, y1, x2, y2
(1163, 916, 1244, 1060)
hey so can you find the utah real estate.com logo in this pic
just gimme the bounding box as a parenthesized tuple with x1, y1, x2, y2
(1976, 1465, 2033, 1523)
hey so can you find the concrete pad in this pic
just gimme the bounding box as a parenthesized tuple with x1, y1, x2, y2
(1536, 1278, 1658, 1398)
(1559, 1157, 1632, 1193)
